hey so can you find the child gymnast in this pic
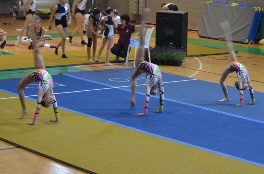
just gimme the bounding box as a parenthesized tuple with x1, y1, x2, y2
(130, 8, 164, 115)
(219, 21, 255, 106)
(96, 7, 118, 65)
(18, 17, 59, 125)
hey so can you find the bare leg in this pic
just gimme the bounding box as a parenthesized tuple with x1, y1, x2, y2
(219, 68, 230, 101)
(221, 21, 237, 62)
(97, 37, 107, 62)
(62, 27, 68, 54)
(76, 13, 85, 41)
(92, 33, 97, 60)
(56, 25, 67, 54)
(105, 36, 114, 66)
(37, 41, 45, 47)
(135, 9, 151, 66)
(70, 27, 79, 39)
(6, 43, 15, 46)
(27, 21, 45, 70)
(57, 41, 62, 49)
(18, 74, 34, 118)
(16, 14, 33, 45)
(0, 32, 7, 40)
(86, 25, 94, 62)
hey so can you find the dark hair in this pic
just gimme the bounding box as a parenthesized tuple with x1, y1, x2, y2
(120, 14, 130, 24)
(101, 12, 107, 16)
(92, 8, 100, 16)
(105, 6, 113, 15)
(114, 10, 118, 15)
(161, 3, 166, 8)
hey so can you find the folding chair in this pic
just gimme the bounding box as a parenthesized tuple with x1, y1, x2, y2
(125, 27, 154, 66)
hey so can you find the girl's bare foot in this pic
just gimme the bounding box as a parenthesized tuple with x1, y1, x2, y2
(219, 97, 230, 102)
(87, 58, 94, 62)
(94, 58, 99, 62)
(105, 62, 113, 66)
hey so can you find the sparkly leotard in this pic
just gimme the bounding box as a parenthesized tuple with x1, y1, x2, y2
(228, 61, 254, 105)
(137, 61, 162, 85)
(31, 69, 59, 121)
(228, 61, 248, 80)
(136, 61, 164, 114)
(31, 69, 53, 92)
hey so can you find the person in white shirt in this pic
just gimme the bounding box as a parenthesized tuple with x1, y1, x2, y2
(113, 10, 121, 24)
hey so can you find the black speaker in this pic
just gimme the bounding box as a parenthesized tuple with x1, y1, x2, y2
(156, 11, 188, 51)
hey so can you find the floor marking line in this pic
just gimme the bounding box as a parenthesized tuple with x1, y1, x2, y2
(62, 73, 264, 125)
(189, 56, 202, 78)
(0, 79, 196, 100)
(0, 86, 264, 167)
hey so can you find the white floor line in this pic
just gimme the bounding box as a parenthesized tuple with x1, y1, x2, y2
(0, 79, 197, 100)
(189, 57, 203, 78)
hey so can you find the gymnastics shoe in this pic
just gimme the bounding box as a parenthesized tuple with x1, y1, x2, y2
(55, 47, 58, 55)
(81, 40, 87, 45)
(1, 40, 6, 49)
(62, 54, 68, 58)
(69, 36, 73, 43)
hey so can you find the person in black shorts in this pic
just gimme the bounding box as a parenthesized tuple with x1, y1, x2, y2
(48, 0, 71, 58)
(15, 0, 36, 46)
(69, 0, 88, 45)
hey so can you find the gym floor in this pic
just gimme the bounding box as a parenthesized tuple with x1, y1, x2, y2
(0, 15, 264, 173)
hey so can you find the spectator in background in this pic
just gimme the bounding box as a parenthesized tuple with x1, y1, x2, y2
(69, 0, 88, 45)
(0, 29, 16, 48)
(15, 0, 36, 46)
(161, 3, 178, 11)
(28, 17, 46, 49)
(48, 0, 71, 58)
(113, 10, 121, 24)
(111, 14, 153, 62)
(84, 8, 102, 61)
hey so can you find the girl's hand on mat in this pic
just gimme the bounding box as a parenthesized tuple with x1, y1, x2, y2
(154, 110, 162, 113)
(136, 113, 146, 116)
(18, 110, 29, 119)
(236, 104, 242, 107)
(131, 98, 136, 109)
(50, 119, 59, 123)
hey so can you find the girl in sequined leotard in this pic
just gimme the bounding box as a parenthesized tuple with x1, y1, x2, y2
(130, 9, 164, 115)
(18, 18, 59, 125)
(219, 21, 255, 106)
